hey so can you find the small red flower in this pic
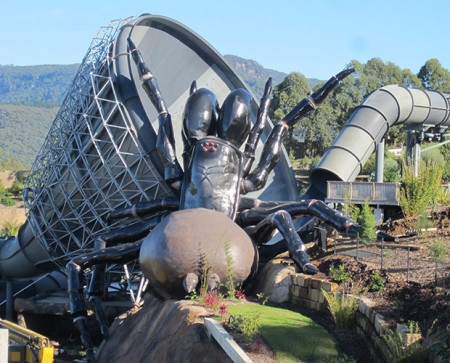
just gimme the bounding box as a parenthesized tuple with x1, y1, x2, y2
(235, 289, 246, 300)
(219, 303, 228, 315)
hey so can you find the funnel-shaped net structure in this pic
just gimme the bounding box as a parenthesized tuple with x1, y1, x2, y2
(23, 18, 172, 265)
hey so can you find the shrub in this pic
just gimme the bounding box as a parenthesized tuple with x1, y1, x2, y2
(226, 313, 261, 342)
(382, 327, 425, 362)
(0, 195, 15, 206)
(429, 239, 448, 261)
(322, 291, 358, 329)
(8, 179, 24, 197)
(383, 329, 406, 360)
(342, 187, 359, 222)
(357, 199, 377, 242)
(400, 161, 443, 218)
(1, 220, 21, 236)
(369, 272, 385, 292)
(329, 263, 350, 284)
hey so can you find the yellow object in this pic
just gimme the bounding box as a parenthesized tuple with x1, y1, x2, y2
(8, 343, 25, 362)
(0, 319, 54, 363)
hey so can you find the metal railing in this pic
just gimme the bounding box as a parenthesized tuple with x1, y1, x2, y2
(326, 181, 400, 206)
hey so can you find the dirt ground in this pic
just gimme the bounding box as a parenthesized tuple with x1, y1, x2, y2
(0, 202, 27, 227)
(0, 171, 27, 228)
(310, 208, 449, 355)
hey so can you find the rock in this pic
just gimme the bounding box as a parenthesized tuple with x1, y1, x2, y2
(96, 294, 232, 363)
(251, 255, 296, 303)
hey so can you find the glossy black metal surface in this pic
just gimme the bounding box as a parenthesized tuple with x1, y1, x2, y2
(128, 38, 183, 185)
(180, 137, 243, 219)
(217, 88, 252, 147)
(182, 87, 219, 168)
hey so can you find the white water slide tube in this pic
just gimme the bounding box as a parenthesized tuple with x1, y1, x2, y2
(310, 85, 450, 195)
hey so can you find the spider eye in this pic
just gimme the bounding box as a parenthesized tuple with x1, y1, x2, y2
(218, 89, 252, 147)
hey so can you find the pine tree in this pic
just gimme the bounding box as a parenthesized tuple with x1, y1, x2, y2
(358, 199, 377, 243)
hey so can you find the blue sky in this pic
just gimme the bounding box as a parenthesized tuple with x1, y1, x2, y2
(1, 1, 448, 79)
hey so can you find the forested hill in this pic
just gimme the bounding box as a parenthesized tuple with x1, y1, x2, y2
(0, 55, 301, 166)
(224, 55, 287, 95)
(224, 55, 320, 94)
(0, 64, 80, 107)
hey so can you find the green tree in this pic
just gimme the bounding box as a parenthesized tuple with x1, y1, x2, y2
(357, 199, 377, 242)
(362, 150, 401, 182)
(418, 59, 450, 92)
(270, 72, 311, 156)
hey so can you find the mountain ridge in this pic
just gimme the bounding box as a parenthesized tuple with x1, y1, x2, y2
(0, 55, 319, 166)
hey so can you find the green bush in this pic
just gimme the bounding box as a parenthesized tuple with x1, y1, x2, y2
(329, 263, 350, 284)
(8, 179, 24, 197)
(1, 220, 21, 236)
(369, 272, 385, 292)
(400, 161, 443, 218)
(357, 199, 377, 242)
(0, 195, 15, 206)
(342, 188, 359, 222)
(382, 328, 426, 362)
(226, 313, 261, 342)
(429, 240, 448, 261)
(322, 291, 358, 329)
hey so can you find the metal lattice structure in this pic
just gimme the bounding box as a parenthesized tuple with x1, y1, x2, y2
(23, 18, 172, 265)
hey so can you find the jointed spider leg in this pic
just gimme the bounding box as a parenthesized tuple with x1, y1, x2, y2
(128, 37, 183, 186)
(240, 199, 359, 234)
(242, 68, 354, 193)
(239, 199, 360, 273)
(67, 241, 142, 363)
(106, 197, 179, 221)
(242, 77, 272, 176)
(243, 209, 318, 274)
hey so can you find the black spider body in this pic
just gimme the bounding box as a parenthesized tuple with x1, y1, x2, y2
(66, 38, 358, 362)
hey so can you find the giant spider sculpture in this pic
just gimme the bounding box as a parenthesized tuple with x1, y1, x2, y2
(67, 38, 358, 362)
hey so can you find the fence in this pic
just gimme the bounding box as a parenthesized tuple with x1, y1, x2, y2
(326, 181, 400, 206)
(331, 235, 449, 287)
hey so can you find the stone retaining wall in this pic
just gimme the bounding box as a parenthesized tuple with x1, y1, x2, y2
(255, 261, 410, 363)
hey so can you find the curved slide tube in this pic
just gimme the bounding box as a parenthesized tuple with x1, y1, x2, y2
(0, 221, 54, 279)
(0, 222, 65, 314)
(310, 85, 450, 194)
(0, 271, 67, 309)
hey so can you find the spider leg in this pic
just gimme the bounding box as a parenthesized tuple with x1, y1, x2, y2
(106, 197, 179, 222)
(239, 199, 360, 273)
(67, 213, 164, 362)
(244, 210, 318, 274)
(67, 241, 142, 363)
(240, 199, 359, 234)
(242, 77, 272, 176)
(242, 68, 354, 193)
(87, 239, 109, 340)
(128, 38, 183, 187)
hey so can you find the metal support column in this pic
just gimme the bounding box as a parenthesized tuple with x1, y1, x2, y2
(375, 138, 385, 182)
(6, 280, 13, 320)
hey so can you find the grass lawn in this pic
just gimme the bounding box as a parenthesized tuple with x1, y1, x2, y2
(227, 304, 341, 362)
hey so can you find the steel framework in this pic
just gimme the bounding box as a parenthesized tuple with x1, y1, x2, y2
(23, 17, 172, 266)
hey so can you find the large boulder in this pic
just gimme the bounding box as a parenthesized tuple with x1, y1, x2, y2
(96, 294, 232, 363)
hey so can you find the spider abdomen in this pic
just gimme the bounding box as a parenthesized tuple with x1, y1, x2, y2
(139, 208, 257, 299)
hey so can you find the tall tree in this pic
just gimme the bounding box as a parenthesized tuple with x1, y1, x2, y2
(269, 72, 310, 156)
(417, 58, 450, 92)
